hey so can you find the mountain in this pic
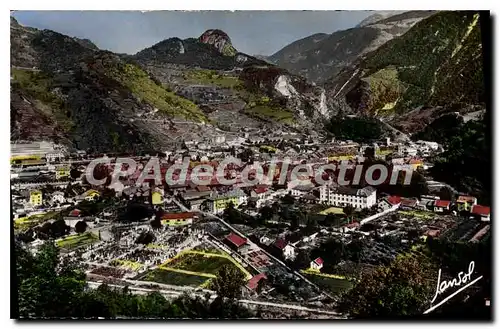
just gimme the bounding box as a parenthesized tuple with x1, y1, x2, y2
(325, 11, 486, 133)
(355, 11, 406, 27)
(267, 11, 435, 84)
(11, 19, 330, 152)
(10, 17, 209, 153)
(133, 30, 330, 131)
(133, 29, 267, 70)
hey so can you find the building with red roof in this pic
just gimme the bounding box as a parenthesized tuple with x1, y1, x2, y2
(247, 273, 267, 291)
(224, 232, 248, 250)
(400, 198, 419, 210)
(471, 205, 491, 221)
(274, 238, 287, 250)
(68, 209, 81, 217)
(387, 196, 402, 206)
(310, 257, 324, 270)
(161, 212, 196, 225)
(254, 187, 268, 195)
(434, 200, 451, 212)
(272, 238, 296, 260)
(378, 195, 402, 212)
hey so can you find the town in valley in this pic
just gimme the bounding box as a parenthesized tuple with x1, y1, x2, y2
(11, 10, 491, 320)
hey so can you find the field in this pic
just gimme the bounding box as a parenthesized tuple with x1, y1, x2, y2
(140, 269, 210, 287)
(183, 69, 241, 88)
(110, 259, 144, 271)
(318, 207, 345, 215)
(14, 211, 60, 230)
(304, 272, 353, 295)
(183, 69, 242, 89)
(56, 232, 100, 249)
(399, 210, 434, 220)
(327, 155, 355, 161)
(146, 243, 168, 250)
(161, 250, 252, 279)
(245, 105, 295, 125)
(166, 253, 236, 275)
(376, 149, 394, 156)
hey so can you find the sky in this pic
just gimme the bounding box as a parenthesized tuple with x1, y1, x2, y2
(12, 11, 375, 56)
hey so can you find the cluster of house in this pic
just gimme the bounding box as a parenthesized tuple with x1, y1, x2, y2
(12, 186, 101, 219)
(378, 194, 491, 221)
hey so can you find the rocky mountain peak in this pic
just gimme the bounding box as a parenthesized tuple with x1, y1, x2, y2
(356, 11, 406, 27)
(199, 29, 237, 56)
(10, 16, 20, 26)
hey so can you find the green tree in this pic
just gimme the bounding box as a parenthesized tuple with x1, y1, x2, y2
(343, 205, 355, 223)
(74, 220, 88, 234)
(282, 194, 295, 205)
(338, 254, 435, 318)
(210, 264, 247, 300)
(16, 241, 87, 318)
(223, 202, 243, 224)
(259, 205, 274, 222)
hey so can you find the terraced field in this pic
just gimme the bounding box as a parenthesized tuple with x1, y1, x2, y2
(161, 250, 251, 279)
(14, 211, 61, 231)
(140, 268, 209, 287)
(304, 273, 353, 295)
(166, 253, 235, 275)
(56, 232, 100, 249)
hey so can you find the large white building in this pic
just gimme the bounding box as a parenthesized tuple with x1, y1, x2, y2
(319, 185, 377, 209)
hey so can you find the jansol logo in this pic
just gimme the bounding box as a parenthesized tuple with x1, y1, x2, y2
(424, 260, 483, 314)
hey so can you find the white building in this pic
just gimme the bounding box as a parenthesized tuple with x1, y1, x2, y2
(250, 187, 270, 208)
(288, 181, 315, 198)
(416, 140, 439, 151)
(51, 191, 66, 205)
(319, 185, 377, 209)
(46, 152, 65, 162)
(310, 257, 324, 270)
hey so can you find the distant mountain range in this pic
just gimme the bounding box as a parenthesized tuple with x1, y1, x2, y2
(265, 11, 435, 84)
(10, 11, 487, 153)
(324, 11, 486, 132)
(10, 18, 329, 152)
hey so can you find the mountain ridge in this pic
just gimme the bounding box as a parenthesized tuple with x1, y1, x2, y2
(11, 22, 331, 152)
(325, 10, 486, 133)
(267, 11, 435, 84)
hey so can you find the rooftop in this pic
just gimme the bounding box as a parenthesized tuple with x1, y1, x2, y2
(471, 205, 491, 216)
(225, 232, 247, 248)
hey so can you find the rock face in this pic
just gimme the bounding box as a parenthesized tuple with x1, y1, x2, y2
(134, 29, 265, 70)
(199, 29, 237, 56)
(267, 11, 435, 84)
(134, 29, 330, 127)
(325, 11, 486, 133)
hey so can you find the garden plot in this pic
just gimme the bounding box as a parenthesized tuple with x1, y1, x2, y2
(138, 268, 210, 287)
(14, 211, 61, 231)
(109, 259, 143, 272)
(398, 210, 434, 220)
(56, 232, 99, 250)
(304, 272, 353, 295)
(88, 265, 132, 279)
(165, 252, 235, 275)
